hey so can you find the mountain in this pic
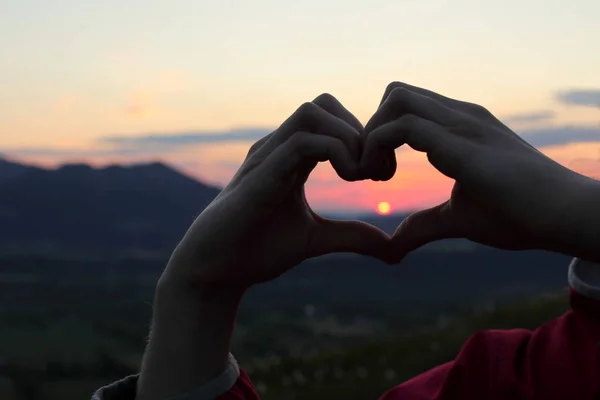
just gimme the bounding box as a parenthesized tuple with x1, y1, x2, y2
(0, 158, 221, 256)
(0, 157, 42, 184)
(0, 157, 573, 318)
(0, 158, 458, 257)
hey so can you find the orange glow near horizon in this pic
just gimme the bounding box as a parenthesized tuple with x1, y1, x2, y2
(5, 140, 600, 213)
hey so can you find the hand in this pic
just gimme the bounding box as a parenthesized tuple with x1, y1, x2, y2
(164, 93, 390, 289)
(138, 94, 391, 400)
(361, 82, 597, 261)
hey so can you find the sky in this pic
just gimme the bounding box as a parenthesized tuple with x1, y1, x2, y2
(1, 0, 599, 213)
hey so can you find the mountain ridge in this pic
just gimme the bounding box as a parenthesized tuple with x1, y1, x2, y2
(0, 157, 485, 256)
(0, 157, 221, 255)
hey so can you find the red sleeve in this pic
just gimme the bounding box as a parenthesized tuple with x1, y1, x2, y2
(216, 369, 261, 400)
(380, 289, 600, 400)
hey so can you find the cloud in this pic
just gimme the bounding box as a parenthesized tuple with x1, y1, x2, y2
(556, 89, 600, 108)
(0, 147, 157, 157)
(99, 128, 271, 148)
(519, 126, 600, 148)
(101, 125, 599, 151)
(503, 110, 555, 124)
(0, 128, 271, 159)
(3, 126, 598, 160)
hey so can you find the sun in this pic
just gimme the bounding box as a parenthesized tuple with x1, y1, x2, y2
(376, 201, 392, 215)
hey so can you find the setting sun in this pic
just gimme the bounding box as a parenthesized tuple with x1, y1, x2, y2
(376, 201, 392, 215)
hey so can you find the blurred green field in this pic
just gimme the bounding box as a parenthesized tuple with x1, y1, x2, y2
(0, 285, 569, 400)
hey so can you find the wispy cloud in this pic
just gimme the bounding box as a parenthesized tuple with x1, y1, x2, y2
(3, 126, 599, 159)
(0, 147, 157, 157)
(99, 125, 600, 152)
(520, 126, 600, 148)
(503, 110, 555, 124)
(556, 89, 600, 108)
(99, 128, 271, 149)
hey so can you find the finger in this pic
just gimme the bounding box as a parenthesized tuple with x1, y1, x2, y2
(306, 216, 392, 261)
(369, 149, 397, 182)
(361, 85, 397, 182)
(259, 101, 362, 160)
(365, 87, 459, 134)
(312, 93, 364, 134)
(389, 202, 460, 263)
(366, 83, 475, 181)
(229, 132, 275, 186)
(246, 132, 274, 158)
(376, 83, 538, 154)
(378, 82, 482, 114)
(361, 147, 397, 182)
(310, 93, 369, 180)
(362, 114, 471, 180)
(252, 133, 358, 198)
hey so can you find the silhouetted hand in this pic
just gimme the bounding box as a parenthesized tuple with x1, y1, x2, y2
(361, 82, 597, 262)
(164, 94, 390, 289)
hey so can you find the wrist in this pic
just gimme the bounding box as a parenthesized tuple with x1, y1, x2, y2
(155, 271, 247, 309)
(541, 175, 600, 262)
(138, 273, 245, 400)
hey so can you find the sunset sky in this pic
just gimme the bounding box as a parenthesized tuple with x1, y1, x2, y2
(1, 0, 599, 213)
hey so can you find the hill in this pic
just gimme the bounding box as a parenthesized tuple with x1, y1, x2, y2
(0, 157, 468, 257)
(0, 157, 483, 257)
(0, 157, 573, 311)
(0, 158, 221, 256)
(0, 157, 578, 400)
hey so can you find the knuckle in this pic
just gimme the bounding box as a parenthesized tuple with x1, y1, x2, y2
(313, 92, 337, 108)
(297, 101, 317, 118)
(245, 133, 271, 157)
(385, 81, 411, 98)
(399, 113, 419, 128)
(292, 102, 319, 128)
(467, 102, 490, 116)
(246, 141, 262, 157)
(385, 81, 402, 95)
(286, 131, 307, 150)
(388, 86, 411, 105)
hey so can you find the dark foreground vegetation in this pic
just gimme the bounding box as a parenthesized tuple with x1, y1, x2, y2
(0, 251, 571, 400)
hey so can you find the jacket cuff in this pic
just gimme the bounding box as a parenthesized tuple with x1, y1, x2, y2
(568, 258, 600, 301)
(169, 353, 240, 400)
(91, 353, 240, 400)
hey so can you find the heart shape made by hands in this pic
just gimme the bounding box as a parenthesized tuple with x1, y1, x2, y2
(186, 82, 564, 289)
(304, 82, 551, 266)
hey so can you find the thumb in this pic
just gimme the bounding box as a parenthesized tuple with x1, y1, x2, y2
(306, 217, 391, 262)
(390, 201, 460, 263)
